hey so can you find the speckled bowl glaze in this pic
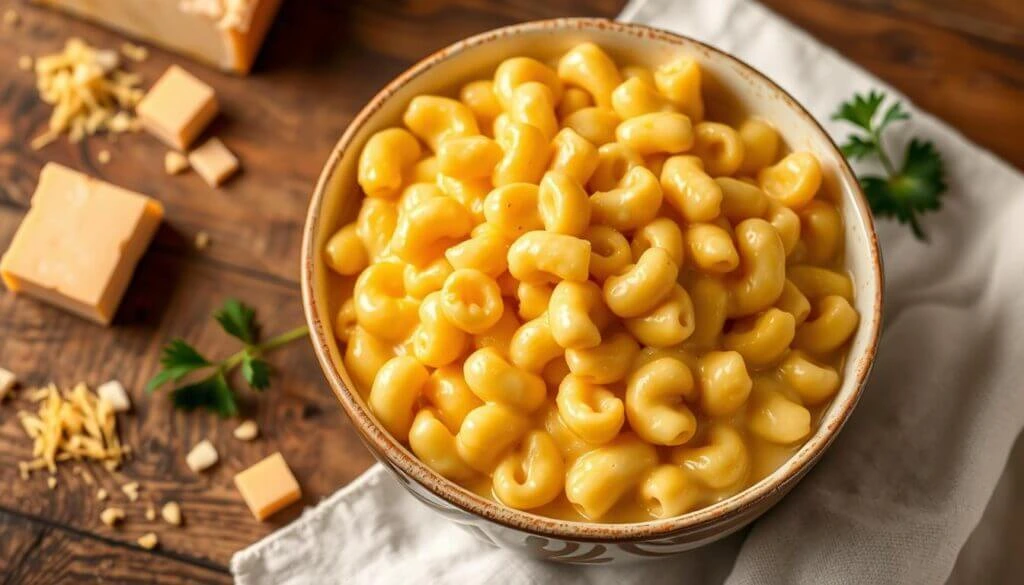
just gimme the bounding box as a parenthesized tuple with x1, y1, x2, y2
(301, 18, 883, 564)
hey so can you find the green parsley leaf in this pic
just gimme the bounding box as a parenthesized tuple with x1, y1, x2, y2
(146, 339, 211, 391)
(242, 352, 271, 391)
(878, 101, 910, 132)
(170, 372, 238, 418)
(840, 135, 877, 160)
(831, 90, 885, 131)
(214, 299, 258, 345)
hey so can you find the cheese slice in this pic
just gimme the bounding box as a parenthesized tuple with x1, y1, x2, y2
(0, 163, 163, 325)
(30, 0, 282, 74)
(234, 452, 302, 521)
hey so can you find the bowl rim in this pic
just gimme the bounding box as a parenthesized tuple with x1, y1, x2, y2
(301, 16, 884, 542)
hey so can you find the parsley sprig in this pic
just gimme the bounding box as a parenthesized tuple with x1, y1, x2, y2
(147, 299, 309, 417)
(832, 90, 947, 240)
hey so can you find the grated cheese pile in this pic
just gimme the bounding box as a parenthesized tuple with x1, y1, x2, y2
(16, 383, 130, 478)
(30, 38, 145, 150)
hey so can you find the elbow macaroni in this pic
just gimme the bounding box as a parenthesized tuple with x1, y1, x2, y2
(329, 43, 860, 522)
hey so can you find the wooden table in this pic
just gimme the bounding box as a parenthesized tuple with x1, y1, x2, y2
(0, 0, 1020, 581)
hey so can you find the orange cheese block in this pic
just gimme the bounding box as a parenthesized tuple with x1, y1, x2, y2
(234, 452, 302, 521)
(137, 65, 219, 151)
(29, 0, 283, 74)
(0, 163, 163, 325)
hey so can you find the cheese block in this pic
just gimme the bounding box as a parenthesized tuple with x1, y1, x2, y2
(234, 452, 302, 521)
(0, 163, 163, 325)
(137, 65, 219, 150)
(30, 0, 283, 74)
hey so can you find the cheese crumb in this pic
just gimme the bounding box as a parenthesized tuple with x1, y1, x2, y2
(137, 532, 159, 550)
(233, 420, 259, 441)
(97, 149, 111, 164)
(47, 476, 57, 490)
(186, 439, 219, 473)
(121, 481, 140, 502)
(194, 231, 211, 251)
(97, 380, 131, 412)
(120, 42, 149, 62)
(161, 501, 183, 526)
(3, 8, 19, 26)
(100, 507, 125, 527)
(18, 56, 33, 71)
(145, 505, 156, 521)
(0, 368, 16, 401)
(97, 488, 109, 501)
(164, 151, 190, 175)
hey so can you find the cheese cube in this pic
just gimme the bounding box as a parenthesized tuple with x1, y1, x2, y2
(137, 65, 218, 150)
(29, 0, 283, 74)
(234, 452, 301, 521)
(97, 380, 131, 412)
(188, 138, 240, 186)
(186, 439, 219, 473)
(0, 163, 163, 325)
(0, 368, 16, 401)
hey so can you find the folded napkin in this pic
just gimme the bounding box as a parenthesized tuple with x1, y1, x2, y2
(232, 0, 1024, 582)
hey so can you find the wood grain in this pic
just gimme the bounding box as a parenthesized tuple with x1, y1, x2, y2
(0, 0, 1021, 578)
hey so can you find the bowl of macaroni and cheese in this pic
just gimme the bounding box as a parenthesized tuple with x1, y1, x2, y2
(301, 18, 883, 563)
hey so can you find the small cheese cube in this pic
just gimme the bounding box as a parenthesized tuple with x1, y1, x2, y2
(0, 368, 16, 400)
(234, 452, 302, 521)
(0, 163, 164, 325)
(164, 151, 190, 175)
(137, 65, 218, 150)
(97, 380, 132, 412)
(185, 439, 219, 473)
(233, 420, 259, 441)
(188, 138, 239, 187)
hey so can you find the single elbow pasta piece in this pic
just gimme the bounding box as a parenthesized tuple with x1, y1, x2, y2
(787, 265, 854, 301)
(548, 280, 611, 349)
(459, 79, 503, 132)
(456, 403, 530, 473)
(436, 174, 489, 223)
(353, 261, 420, 341)
(397, 182, 443, 217)
(409, 409, 476, 481)
(624, 284, 695, 347)
(584, 225, 632, 282)
(670, 424, 749, 490)
(620, 64, 656, 86)
(422, 365, 483, 432)
(716, 177, 769, 222)
(653, 56, 703, 122)
(685, 223, 740, 274)
(799, 200, 844, 265)
(493, 431, 565, 510)
(548, 128, 599, 186)
(335, 298, 357, 343)
(402, 257, 453, 300)
(626, 357, 698, 446)
(611, 77, 676, 120)
(722, 308, 796, 367)
(509, 82, 559, 140)
(565, 433, 658, 519)
(660, 155, 723, 222)
(767, 201, 802, 256)
(737, 118, 779, 175)
(403, 96, 480, 152)
(686, 274, 729, 349)
(440, 269, 504, 334)
(483, 183, 544, 237)
(493, 121, 550, 186)
(358, 128, 421, 198)
(563, 107, 620, 146)
(779, 350, 840, 405)
(509, 315, 564, 373)
(794, 295, 859, 354)
(728, 218, 786, 318)
(542, 401, 593, 462)
(507, 231, 591, 283)
(355, 199, 398, 261)
(325, 222, 368, 276)
(436, 135, 503, 180)
(557, 42, 622, 109)
(368, 356, 430, 442)
(538, 171, 591, 236)
(588, 142, 643, 192)
(557, 375, 625, 445)
(775, 279, 812, 325)
(564, 330, 639, 384)
(344, 326, 395, 396)
(615, 112, 694, 156)
(603, 247, 679, 318)
(557, 87, 594, 119)
(464, 347, 547, 412)
(747, 387, 811, 444)
(411, 156, 440, 184)
(590, 166, 664, 232)
(391, 196, 473, 267)
(516, 281, 553, 321)
(639, 464, 700, 518)
(758, 151, 822, 209)
(412, 292, 469, 368)
(691, 122, 744, 177)
(493, 57, 563, 111)
(631, 217, 684, 266)
(699, 351, 752, 417)
(444, 227, 509, 277)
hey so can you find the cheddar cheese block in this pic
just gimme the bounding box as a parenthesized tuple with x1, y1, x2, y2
(0, 163, 163, 325)
(30, 0, 283, 74)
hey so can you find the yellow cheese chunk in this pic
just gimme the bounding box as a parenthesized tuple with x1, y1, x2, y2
(0, 163, 163, 325)
(29, 0, 283, 74)
(188, 137, 240, 186)
(234, 452, 302, 521)
(137, 65, 219, 150)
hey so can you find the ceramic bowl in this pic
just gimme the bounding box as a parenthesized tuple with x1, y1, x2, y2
(301, 17, 883, 564)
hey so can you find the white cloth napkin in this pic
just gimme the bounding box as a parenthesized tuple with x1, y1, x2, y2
(232, 0, 1024, 582)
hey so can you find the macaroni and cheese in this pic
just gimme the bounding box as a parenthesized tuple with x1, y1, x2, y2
(326, 43, 859, 523)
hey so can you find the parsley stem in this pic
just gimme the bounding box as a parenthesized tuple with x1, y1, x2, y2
(221, 325, 310, 371)
(872, 128, 898, 176)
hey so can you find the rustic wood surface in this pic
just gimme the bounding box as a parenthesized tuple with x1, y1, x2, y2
(0, 0, 1021, 580)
